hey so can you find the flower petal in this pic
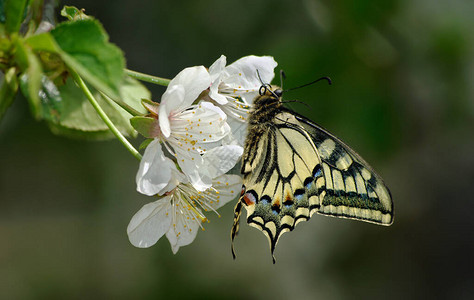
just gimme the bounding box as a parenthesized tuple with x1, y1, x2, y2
(172, 102, 230, 147)
(209, 55, 226, 82)
(202, 145, 243, 178)
(223, 55, 277, 90)
(165, 207, 201, 254)
(175, 149, 212, 192)
(127, 196, 172, 248)
(209, 55, 229, 105)
(208, 174, 243, 209)
(136, 140, 179, 196)
(222, 112, 249, 146)
(168, 101, 230, 152)
(159, 84, 185, 138)
(164, 66, 211, 111)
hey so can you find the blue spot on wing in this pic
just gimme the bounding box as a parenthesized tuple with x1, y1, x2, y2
(260, 195, 271, 205)
(294, 189, 305, 202)
(304, 177, 313, 189)
(313, 165, 322, 178)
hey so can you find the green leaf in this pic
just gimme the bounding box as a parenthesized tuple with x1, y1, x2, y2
(130, 116, 157, 138)
(48, 123, 117, 140)
(4, 0, 28, 34)
(20, 74, 63, 122)
(12, 35, 28, 69)
(0, 67, 19, 122)
(141, 98, 159, 115)
(15, 39, 43, 119)
(39, 75, 62, 122)
(25, 32, 60, 53)
(119, 76, 150, 115)
(51, 19, 125, 99)
(49, 77, 136, 140)
(60, 6, 91, 21)
(0, 36, 10, 52)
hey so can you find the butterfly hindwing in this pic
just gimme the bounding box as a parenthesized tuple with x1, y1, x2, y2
(236, 112, 326, 260)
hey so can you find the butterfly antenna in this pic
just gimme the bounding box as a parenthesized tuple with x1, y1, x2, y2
(281, 99, 311, 109)
(283, 76, 332, 92)
(256, 69, 279, 98)
(256, 69, 267, 86)
(280, 70, 286, 89)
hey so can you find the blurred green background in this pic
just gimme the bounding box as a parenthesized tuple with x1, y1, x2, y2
(1, 0, 474, 299)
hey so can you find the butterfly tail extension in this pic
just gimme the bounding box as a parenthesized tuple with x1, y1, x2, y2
(270, 234, 277, 264)
(231, 200, 243, 260)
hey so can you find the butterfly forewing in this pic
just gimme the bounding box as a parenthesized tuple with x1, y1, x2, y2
(293, 111, 393, 225)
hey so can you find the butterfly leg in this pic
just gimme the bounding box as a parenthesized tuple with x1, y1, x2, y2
(231, 200, 243, 259)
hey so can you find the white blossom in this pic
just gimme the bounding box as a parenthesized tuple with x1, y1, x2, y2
(128, 173, 243, 253)
(136, 66, 242, 194)
(207, 55, 277, 145)
(130, 55, 279, 252)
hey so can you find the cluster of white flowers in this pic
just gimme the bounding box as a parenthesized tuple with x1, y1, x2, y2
(127, 55, 277, 253)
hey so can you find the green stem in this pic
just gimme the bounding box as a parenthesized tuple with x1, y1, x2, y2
(71, 71, 142, 161)
(125, 69, 170, 86)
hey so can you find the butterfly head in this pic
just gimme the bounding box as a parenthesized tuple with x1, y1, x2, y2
(253, 84, 283, 109)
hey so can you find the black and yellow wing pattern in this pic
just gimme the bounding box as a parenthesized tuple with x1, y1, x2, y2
(231, 86, 393, 262)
